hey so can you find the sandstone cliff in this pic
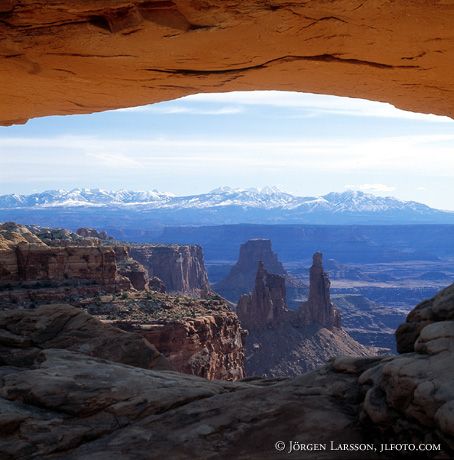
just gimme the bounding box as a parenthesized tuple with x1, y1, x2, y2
(0, 223, 244, 382)
(76, 290, 245, 381)
(1, 284, 453, 458)
(0, 223, 136, 305)
(237, 261, 287, 329)
(130, 244, 210, 296)
(1, 2, 454, 126)
(299, 252, 341, 329)
(237, 257, 371, 377)
(216, 238, 303, 302)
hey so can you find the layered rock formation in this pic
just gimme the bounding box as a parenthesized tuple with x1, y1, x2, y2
(77, 290, 245, 381)
(138, 311, 245, 381)
(130, 245, 210, 296)
(300, 252, 341, 329)
(396, 282, 454, 353)
(2, 2, 454, 126)
(0, 223, 137, 306)
(237, 256, 371, 377)
(216, 238, 303, 302)
(237, 261, 287, 329)
(0, 223, 244, 381)
(1, 285, 453, 459)
(0, 304, 168, 370)
(114, 246, 149, 291)
(76, 227, 109, 240)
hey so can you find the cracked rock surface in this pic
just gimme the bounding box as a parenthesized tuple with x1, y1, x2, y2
(1, 1, 454, 124)
(1, 283, 454, 458)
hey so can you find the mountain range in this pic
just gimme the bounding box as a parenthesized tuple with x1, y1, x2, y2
(0, 187, 453, 225)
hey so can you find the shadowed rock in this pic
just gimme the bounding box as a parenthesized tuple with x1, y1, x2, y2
(0, 283, 454, 457)
(299, 252, 341, 329)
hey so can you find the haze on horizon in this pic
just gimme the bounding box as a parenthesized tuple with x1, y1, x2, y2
(0, 91, 453, 210)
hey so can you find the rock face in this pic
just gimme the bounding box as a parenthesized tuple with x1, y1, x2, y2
(139, 313, 245, 381)
(130, 245, 210, 296)
(0, 223, 135, 305)
(1, 284, 453, 459)
(0, 304, 168, 370)
(237, 261, 287, 329)
(1, 2, 454, 126)
(0, 223, 245, 381)
(216, 238, 303, 302)
(237, 256, 372, 377)
(299, 252, 341, 329)
(396, 282, 454, 353)
(80, 290, 245, 381)
(114, 246, 149, 291)
(76, 227, 109, 240)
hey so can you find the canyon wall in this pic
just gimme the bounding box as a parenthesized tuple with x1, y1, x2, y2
(130, 245, 210, 296)
(0, 224, 128, 288)
(137, 312, 245, 381)
(2, 284, 453, 458)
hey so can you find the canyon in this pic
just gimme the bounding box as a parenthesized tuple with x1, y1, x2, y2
(237, 252, 371, 377)
(1, 282, 453, 458)
(0, 222, 245, 381)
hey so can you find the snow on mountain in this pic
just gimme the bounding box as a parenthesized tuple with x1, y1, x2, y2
(0, 187, 446, 217)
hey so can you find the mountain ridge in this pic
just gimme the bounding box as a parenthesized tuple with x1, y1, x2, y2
(1, 187, 453, 225)
(0, 187, 448, 211)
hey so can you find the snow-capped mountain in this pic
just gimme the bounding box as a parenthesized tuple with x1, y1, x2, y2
(0, 187, 452, 225)
(0, 188, 173, 208)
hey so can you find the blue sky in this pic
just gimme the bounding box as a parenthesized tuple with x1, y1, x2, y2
(1, 91, 453, 209)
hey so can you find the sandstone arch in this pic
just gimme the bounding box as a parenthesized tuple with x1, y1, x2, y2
(1, 0, 454, 125)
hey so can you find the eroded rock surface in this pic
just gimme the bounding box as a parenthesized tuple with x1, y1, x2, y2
(0, 304, 167, 370)
(237, 261, 287, 329)
(300, 252, 341, 329)
(130, 244, 210, 296)
(396, 282, 454, 353)
(237, 257, 372, 377)
(216, 238, 303, 302)
(1, 287, 454, 458)
(1, 1, 454, 124)
(88, 291, 245, 381)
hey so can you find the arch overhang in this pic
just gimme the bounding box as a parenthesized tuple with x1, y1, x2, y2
(1, 0, 454, 125)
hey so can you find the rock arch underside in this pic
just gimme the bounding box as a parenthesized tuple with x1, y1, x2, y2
(1, 0, 454, 125)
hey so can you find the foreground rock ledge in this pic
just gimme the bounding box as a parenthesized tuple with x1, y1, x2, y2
(1, 293, 454, 459)
(1, 1, 454, 124)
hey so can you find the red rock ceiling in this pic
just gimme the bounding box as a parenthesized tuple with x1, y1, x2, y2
(1, 0, 454, 125)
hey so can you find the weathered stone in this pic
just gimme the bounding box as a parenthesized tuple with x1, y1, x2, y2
(138, 312, 245, 381)
(237, 261, 287, 329)
(237, 257, 372, 377)
(299, 252, 341, 329)
(0, 286, 454, 458)
(1, 2, 454, 125)
(130, 244, 210, 296)
(396, 283, 454, 353)
(0, 304, 168, 369)
(216, 238, 302, 302)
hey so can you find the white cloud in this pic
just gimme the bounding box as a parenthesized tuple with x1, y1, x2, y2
(345, 183, 396, 193)
(1, 133, 454, 178)
(178, 91, 454, 123)
(114, 105, 243, 115)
